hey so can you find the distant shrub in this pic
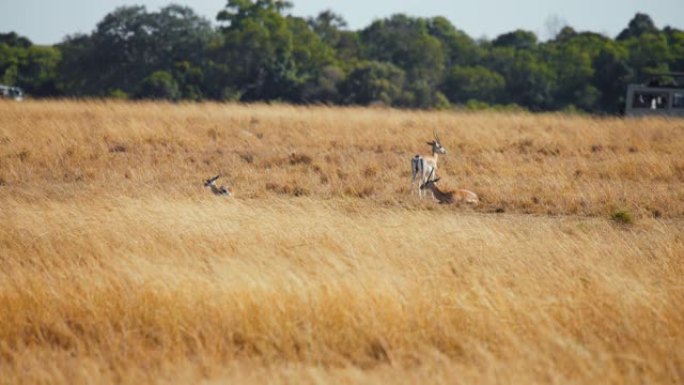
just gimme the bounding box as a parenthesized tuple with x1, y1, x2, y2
(491, 103, 526, 112)
(466, 99, 490, 110)
(135, 71, 180, 101)
(108, 89, 129, 100)
(434, 91, 451, 110)
(463, 100, 525, 112)
(561, 104, 587, 115)
(611, 210, 634, 225)
(221, 87, 242, 102)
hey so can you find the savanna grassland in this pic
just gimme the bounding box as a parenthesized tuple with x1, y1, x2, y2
(1, 100, 683, 384)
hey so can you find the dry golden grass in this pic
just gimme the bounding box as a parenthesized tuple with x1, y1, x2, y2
(1, 100, 683, 384)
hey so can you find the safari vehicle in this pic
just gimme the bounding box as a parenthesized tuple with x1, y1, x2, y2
(0, 84, 24, 101)
(625, 72, 684, 117)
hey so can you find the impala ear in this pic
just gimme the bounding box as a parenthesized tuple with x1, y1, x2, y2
(433, 177, 441, 183)
(426, 141, 434, 146)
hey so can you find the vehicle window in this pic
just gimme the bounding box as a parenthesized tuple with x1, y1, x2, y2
(632, 92, 669, 109)
(673, 92, 684, 108)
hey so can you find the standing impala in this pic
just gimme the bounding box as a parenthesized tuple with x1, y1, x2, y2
(411, 131, 447, 198)
(420, 170, 479, 205)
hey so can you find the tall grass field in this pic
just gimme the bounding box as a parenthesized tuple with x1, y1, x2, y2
(1, 100, 683, 384)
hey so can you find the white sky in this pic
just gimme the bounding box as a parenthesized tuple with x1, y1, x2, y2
(1, 0, 683, 45)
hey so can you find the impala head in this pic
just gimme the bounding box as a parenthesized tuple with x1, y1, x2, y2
(420, 170, 440, 190)
(426, 131, 447, 154)
(420, 177, 441, 190)
(204, 175, 220, 187)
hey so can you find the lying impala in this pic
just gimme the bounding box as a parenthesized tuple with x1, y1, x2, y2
(204, 175, 231, 196)
(411, 130, 447, 198)
(420, 171, 479, 205)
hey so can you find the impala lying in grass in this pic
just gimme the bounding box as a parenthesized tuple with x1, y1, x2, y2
(420, 170, 478, 205)
(204, 175, 231, 196)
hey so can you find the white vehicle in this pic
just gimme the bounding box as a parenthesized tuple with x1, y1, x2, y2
(625, 73, 684, 117)
(0, 84, 24, 101)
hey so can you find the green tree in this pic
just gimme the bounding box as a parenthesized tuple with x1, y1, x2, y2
(135, 70, 180, 100)
(617, 13, 658, 41)
(56, 33, 98, 95)
(300, 65, 345, 103)
(0, 43, 21, 85)
(663, 27, 684, 71)
(553, 26, 577, 43)
(360, 15, 445, 81)
(174, 61, 205, 100)
(0, 32, 32, 48)
(486, 47, 555, 110)
(58, 5, 215, 98)
(592, 44, 633, 113)
(308, 10, 346, 47)
(492, 29, 538, 50)
(0, 33, 60, 96)
(442, 65, 505, 104)
(545, 39, 597, 110)
(340, 61, 405, 105)
(426, 16, 480, 67)
(215, 0, 333, 102)
(308, 11, 361, 67)
(359, 15, 446, 107)
(623, 32, 671, 78)
(18, 46, 61, 96)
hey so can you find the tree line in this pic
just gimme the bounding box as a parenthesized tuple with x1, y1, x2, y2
(1, 1, 683, 114)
